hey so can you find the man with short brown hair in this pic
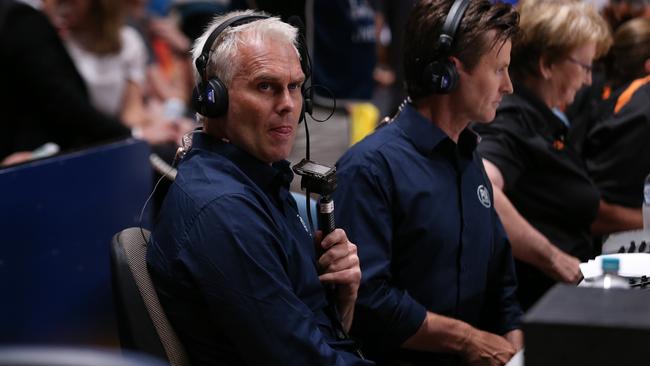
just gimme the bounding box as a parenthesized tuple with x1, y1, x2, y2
(334, 1, 523, 365)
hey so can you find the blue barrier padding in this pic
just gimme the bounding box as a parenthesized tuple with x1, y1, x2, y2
(0, 139, 151, 346)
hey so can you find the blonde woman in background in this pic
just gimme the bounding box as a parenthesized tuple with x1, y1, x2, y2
(473, 0, 612, 310)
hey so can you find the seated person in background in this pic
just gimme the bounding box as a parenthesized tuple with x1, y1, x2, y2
(583, 17, 650, 232)
(566, 0, 650, 155)
(472, 0, 613, 310)
(125, 0, 196, 128)
(147, 10, 373, 366)
(46, 0, 187, 137)
(601, 0, 650, 33)
(0, 0, 130, 166)
(334, 0, 523, 365)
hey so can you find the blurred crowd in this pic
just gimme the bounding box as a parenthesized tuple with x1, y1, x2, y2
(3, 0, 648, 169)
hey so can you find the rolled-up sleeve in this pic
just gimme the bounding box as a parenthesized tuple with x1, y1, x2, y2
(334, 156, 427, 348)
(475, 116, 528, 191)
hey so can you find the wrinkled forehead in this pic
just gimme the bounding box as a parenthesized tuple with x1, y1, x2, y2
(233, 38, 304, 79)
(234, 28, 301, 59)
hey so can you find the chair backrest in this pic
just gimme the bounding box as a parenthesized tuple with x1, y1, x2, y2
(110, 228, 190, 366)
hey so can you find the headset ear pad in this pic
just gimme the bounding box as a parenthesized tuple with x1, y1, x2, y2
(423, 59, 459, 94)
(192, 77, 229, 118)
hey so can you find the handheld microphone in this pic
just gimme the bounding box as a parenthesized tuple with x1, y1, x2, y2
(292, 159, 364, 359)
(292, 158, 337, 240)
(318, 195, 335, 235)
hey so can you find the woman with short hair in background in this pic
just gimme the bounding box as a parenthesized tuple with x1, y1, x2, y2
(473, 0, 613, 310)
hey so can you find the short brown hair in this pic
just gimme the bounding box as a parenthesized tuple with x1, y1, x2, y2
(404, 0, 519, 99)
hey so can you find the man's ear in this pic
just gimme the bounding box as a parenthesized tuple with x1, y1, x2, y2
(644, 58, 650, 74)
(450, 56, 465, 74)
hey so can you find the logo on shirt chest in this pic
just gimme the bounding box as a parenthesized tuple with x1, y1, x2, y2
(296, 214, 312, 237)
(477, 185, 491, 208)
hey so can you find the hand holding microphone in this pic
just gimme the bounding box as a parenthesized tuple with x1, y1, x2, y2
(292, 159, 361, 332)
(315, 227, 361, 332)
(315, 192, 360, 323)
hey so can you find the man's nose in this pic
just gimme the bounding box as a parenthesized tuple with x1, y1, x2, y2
(277, 88, 298, 113)
(503, 71, 514, 95)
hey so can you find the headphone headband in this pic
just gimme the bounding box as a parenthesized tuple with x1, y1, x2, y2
(195, 14, 270, 77)
(438, 0, 470, 55)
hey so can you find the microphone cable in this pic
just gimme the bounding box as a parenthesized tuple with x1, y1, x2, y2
(301, 84, 337, 232)
(138, 129, 201, 245)
(296, 92, 365, 360)
(138, 154, 178, 245)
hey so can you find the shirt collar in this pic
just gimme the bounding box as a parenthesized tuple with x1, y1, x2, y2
(190, 133, 293, 193)
(395, 103, 479, 158)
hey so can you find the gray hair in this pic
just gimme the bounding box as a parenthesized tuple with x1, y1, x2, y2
(191, 10, 301, 89)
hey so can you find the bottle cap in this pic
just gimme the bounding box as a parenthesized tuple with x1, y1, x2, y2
(602, 257, 620, 273)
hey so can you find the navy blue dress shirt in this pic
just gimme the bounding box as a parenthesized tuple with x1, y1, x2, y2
(334, 104, 522, 364)
(147, 133, 373, 366)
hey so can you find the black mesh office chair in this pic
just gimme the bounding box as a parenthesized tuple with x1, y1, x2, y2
(110, 228, 190, 366)
(0, 347, 169, 366)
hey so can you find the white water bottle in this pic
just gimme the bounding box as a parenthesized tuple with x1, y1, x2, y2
(643, 174, 650, 231)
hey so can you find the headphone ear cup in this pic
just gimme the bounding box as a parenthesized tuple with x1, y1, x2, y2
(191, 83, 205, 116)
(193, 78, 229, 118)
(441, 61, 459, 93)
(203, 78, 229, 118)
(424, 60, 459, 94)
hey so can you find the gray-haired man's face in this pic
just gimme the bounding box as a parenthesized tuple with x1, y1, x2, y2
(221, 38, 305, 164)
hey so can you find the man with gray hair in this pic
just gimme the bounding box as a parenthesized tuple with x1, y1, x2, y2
(147, 10, 372, 366)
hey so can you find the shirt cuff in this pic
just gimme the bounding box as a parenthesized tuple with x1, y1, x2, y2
(392, 295, 428, 345)
(362, 290, 428, 346)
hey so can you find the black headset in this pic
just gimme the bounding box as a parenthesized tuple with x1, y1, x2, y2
(192, 14, 313, 121)
(423, 0, 471, 94)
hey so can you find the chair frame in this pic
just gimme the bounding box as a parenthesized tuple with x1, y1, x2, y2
(110, 228, 190, 366)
